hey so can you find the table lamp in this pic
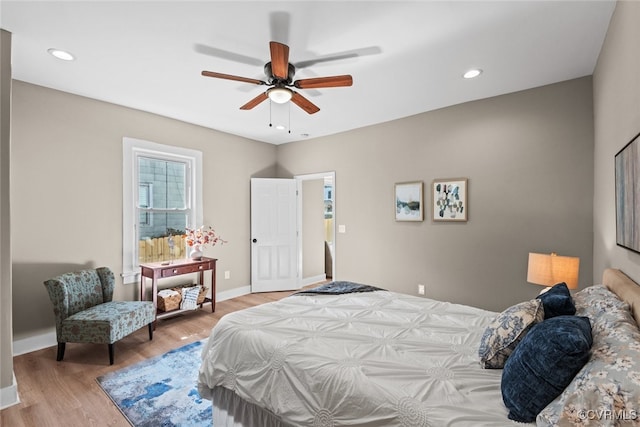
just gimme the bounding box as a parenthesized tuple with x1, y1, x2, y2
(527, 252, 580, 290)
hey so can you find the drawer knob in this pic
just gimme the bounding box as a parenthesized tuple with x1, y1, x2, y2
(173, 269, 178, 274)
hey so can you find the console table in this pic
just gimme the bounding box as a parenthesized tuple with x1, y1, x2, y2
(139, 257, 217, 325)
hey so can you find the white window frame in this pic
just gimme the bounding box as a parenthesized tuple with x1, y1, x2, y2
(122, 137, 203, 284)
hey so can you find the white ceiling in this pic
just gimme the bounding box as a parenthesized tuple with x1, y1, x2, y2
(1, 1, 616, 145)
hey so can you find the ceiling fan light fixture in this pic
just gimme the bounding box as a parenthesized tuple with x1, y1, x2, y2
(267, 87, 292, 104)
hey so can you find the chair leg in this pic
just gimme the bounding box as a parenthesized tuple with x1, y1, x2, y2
(108, 343, 114, 365)
(148, 323, 153, 340)
(56, 342, 66, 361)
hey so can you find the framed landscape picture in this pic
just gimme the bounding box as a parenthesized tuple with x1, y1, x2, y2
(395, 181, 424, 221)
(432, 178, 467, 222)
(615, 132, 640, 253)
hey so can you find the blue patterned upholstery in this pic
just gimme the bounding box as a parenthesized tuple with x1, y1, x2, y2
(44, 267, 155, 365)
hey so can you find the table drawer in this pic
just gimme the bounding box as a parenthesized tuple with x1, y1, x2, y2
(161, 263, 207, 277)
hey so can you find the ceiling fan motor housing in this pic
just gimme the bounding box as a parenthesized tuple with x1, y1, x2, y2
(264, 62, 296, 85)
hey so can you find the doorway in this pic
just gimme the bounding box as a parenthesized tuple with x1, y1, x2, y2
(296, 171, 336, 285)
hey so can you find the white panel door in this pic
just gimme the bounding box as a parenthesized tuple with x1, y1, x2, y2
(250, 178, 300, 292)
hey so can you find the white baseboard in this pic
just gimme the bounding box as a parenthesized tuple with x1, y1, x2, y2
(301, 274, 327, 287)
(13, 330, 57, 356)
(0, 372, 20, 409)
(217, 285, 251, 302)
(13, 287, 254, 356)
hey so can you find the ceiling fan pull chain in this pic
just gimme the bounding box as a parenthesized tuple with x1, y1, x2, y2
(269, 99, 273, 128)
(288, 102, 291, 134)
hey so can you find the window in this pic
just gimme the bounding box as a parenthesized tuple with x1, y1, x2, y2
(122, 138, 202, 284)
(138, 182, 152, 226)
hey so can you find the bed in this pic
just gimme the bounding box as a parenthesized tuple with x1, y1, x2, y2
(198, 270, 640, 426)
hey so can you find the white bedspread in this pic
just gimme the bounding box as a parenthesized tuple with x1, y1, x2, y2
(198, 290, 521, 426)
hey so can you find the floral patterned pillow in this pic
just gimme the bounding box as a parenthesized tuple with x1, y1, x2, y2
(537, 285, 640, 426)
(478, 298, 544, 369)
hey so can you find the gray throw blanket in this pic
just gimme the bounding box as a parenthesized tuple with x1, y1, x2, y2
(294, 281, 385, 295)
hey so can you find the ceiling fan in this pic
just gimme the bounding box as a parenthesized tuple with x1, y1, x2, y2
(201, 41, 353, 115)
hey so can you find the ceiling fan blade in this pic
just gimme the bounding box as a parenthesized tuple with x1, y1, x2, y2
(269, 41, 290, 80)
(291, 91, 320, 115)
(295, 46, 382, 69)
(201, 71, 266, 86)
(294, 75, 353, 89)
(240, 92, 269, 110)
(194, 43, 263, 67)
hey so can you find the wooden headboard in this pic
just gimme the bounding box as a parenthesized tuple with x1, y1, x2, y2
(603, 268, 640, 327)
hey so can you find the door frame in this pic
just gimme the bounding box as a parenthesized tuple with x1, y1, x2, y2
(295, 171, 336, 283)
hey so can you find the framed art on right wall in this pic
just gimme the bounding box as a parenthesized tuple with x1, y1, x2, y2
(432, 178, 468, 222)
(615, 131, 640, 253)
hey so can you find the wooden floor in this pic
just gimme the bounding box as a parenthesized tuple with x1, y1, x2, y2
(1, 289, 297, 427)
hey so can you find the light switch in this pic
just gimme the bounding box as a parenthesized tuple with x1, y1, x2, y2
(338, 225, 346, 233)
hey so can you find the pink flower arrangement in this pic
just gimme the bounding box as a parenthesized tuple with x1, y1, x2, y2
(184, 226, 226, 248)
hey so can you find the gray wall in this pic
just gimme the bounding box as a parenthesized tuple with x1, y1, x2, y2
(278, 77, 595, 312)
(593, 1, 640, 283)
(10, 81, 277, 341)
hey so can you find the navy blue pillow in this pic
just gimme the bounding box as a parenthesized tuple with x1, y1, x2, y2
(536, 282, 576, 319)
(501, 315, 592, 423)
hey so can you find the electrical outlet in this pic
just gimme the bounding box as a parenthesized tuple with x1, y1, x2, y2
(418, 284, 425, 295)
(224, 270, 230, 279)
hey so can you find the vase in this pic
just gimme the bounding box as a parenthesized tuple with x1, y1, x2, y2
(190, 245, 203, 261)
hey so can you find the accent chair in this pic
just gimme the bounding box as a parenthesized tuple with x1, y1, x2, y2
(44, 267, 155, 365)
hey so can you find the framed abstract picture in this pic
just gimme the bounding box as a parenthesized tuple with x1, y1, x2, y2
(395, 181, 424, 221)
(432, 178, 467, 222)
(615, 131, 640, 253)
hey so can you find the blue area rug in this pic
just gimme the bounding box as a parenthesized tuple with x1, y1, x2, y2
(97, 339, 211, 427)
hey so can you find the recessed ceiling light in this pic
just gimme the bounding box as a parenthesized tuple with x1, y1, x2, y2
(463, 69, 482, 79)
(48, 48, 75, 61)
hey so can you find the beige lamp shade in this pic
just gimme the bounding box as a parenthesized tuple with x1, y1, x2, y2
(527, 252, 580, 289)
